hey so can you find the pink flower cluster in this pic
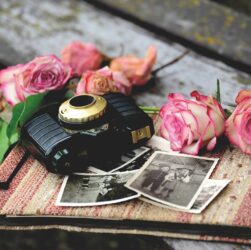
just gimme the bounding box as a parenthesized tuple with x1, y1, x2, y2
(61, 41, 157, 96)
(0, 41, 157, 106)
(160, 90, 251, 155)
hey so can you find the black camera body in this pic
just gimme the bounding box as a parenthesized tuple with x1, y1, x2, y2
(21, 93, 154, 174)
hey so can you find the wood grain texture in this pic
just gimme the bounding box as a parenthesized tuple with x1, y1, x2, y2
(0, 0, 250, 108)
(91, 0, 251, 74)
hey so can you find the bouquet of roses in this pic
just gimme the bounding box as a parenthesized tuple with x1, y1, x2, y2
(0, 40, 250, 165)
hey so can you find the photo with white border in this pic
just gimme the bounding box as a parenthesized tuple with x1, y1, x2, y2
(126, 151, 219, 210)
(56, 171, 140, 206)
(110, 135, 173, 173)
(141, 179, 230, 213)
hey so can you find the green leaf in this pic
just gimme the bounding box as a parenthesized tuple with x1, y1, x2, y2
(216, 79, 221, 103)
(7, 102, 25, 143)
(7, 93, 46, 144)
(0, 93, 47, 164)
(19, 93, 46, 127)
(0, 118, 10, 163)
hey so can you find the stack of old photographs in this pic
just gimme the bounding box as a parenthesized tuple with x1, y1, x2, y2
(56, 136, 169, 207)
(56, 136, 230, 213)
(126, 151, 230, 213)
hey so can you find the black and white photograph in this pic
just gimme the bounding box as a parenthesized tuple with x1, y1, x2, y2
(89, 136, 172, 174)
(141, 179, 230, 213)
(110, 150, 153, 173)
(126, 151, 219, 210)
(188, 179, 230, 213)
(110, 135, 173, 173)
(56, 171, 140, 206)
(88, 146, 151, 173)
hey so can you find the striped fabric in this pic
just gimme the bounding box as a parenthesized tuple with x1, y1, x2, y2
(0, 115, 250, 243)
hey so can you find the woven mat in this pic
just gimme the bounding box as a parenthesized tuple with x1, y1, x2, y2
(0, 115, 251, 244)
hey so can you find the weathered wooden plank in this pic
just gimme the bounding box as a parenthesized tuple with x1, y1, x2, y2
(0, 0, 250, 108)
(89, 0, 251, 74)
(212, 0, 251, 16)
(0, 1, 250, 249)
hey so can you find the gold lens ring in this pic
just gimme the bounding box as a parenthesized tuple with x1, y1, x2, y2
(58, 94, 107, 124)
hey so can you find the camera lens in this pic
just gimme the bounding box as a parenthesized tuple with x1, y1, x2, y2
(69, 95, 95, 108)
(58, 94, 107, 125)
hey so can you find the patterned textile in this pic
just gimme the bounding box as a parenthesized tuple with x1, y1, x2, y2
(0, 115, 250, 243)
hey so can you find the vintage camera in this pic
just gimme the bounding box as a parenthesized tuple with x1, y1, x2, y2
(21, 93, 154, 174)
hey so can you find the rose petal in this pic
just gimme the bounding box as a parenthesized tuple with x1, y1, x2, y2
(0, 81, 21, 106)
(112, 71, 132, 95)
(182, 120, 211, 155)
(187, 102, 209, 134)
(240, 112, 251, 144)
(207, 137, 217, 151)
(236, 90, 251, 104)
(207, 108, 225, 137)
(225, 113, 239, 147)
(61, 41, 102, 76)
(160, 122, 170, 140)
(98, 66, 113, 79)
(191, 90, 226, 119)
(180, 110, 199, 139)
(136, 45, 156, 80)
(0, 64, 25, 84)
(162, 113, 186, 151)
(181, 139, 202, 155)
(168, 93, 186, 102)
(110, 45, 157, 86)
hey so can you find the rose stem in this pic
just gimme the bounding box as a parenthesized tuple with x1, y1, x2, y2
(152, 50, 190, 75)
(139, 106, 160, 114)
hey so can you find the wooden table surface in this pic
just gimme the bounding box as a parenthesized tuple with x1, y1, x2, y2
(0, 0, 250, 249)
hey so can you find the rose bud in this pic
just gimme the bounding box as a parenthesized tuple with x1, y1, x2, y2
(76, 66, 131, 96)
(61, 41, 103, 76)
(0, 55, 72, 106)
(110, 45, 157, 86)
(160, 91, 226, 155)
(225, 90, 251, 155)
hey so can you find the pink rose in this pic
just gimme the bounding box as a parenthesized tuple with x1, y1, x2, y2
(110, 45, 157, 86)
(61, 41, 103, 76)
(76, 66, 131, 96)
(225, 90, 251, 155)
(160, 91, 226, 155)
(0, 55, 72, 106)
